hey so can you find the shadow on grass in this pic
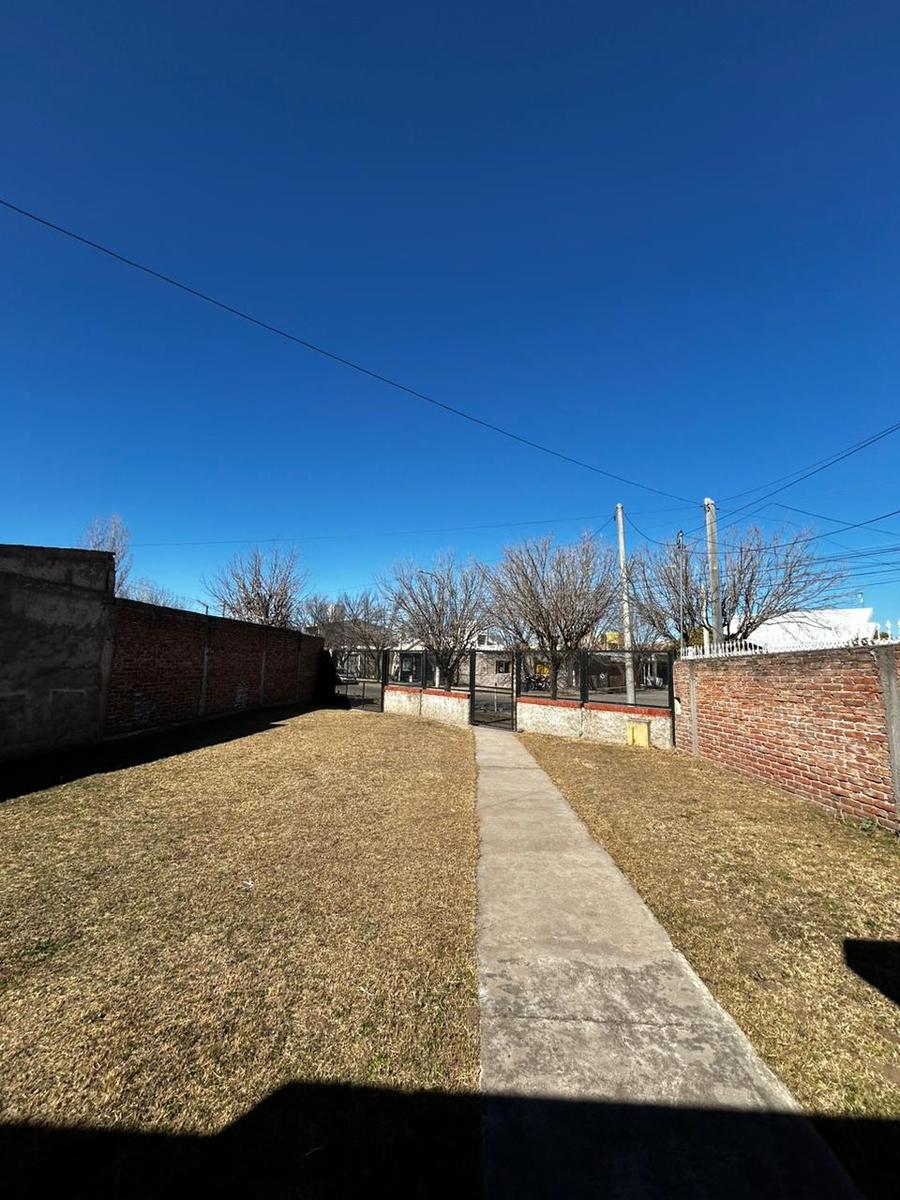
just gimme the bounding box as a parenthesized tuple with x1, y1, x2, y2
(0, 704, 329, 802)
(844, 939, 900, 1007)
(1, 1081, 896, 1199)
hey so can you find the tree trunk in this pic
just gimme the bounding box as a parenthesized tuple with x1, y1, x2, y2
(438, 657, 453, 691)
(549, 655, 560, 700)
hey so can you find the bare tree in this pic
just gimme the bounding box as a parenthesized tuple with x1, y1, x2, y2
(490, 533, 618, 698)
(382, 553, 488, 688)
(629, 526, 849, 645)
(301, 593, 352, 650)
(80, 513, 133, 596)
(205, 546, 308, 627)
(343, 590, 398, 660)
(303, 590, 398, 677)
(129, 577, 179, 607)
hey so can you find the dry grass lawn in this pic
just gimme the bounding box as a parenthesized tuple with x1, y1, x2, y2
(1, 708, 479, 1192)
(520, 734, 900, 1124)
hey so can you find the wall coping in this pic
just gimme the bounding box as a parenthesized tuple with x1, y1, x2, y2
(385, 684, 467, 700)
(517, 696, 670, 719)
(0, 543, 112, 565)
(675, 644, 896, 668)
(116, 598, 322, 643)
(585, 701, 670, 719)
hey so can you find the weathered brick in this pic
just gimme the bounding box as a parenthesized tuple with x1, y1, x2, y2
(105, 601, 324, 736)
(673, 647, 899, 833)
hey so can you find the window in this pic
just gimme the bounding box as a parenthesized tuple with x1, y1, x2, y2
(399, 653, 421, 682)
(496, 660, 511, 674)
(477, 634, 487, 646)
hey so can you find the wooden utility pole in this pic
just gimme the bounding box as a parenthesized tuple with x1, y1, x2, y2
(615, 504, 637, 704)
(704, 497, 723, 643)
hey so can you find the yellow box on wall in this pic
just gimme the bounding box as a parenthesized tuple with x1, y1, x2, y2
(626, 718, 651, 749)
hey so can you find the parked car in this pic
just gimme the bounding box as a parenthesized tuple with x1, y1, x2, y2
(335, 671, 359, 686)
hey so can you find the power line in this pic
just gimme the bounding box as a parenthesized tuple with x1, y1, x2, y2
(133, 509, 621, 549)
(629, 503, 700, 516)
(852, 577, 900, 590)
(0, 196, 696, 505)
(626, 505, 900, 558)
(628, 416, 900, 546)
(714, 506, 855, 554)
(623, 513, 673, 547)
(812, 545, 900, 565)
(775, 502, 900, 540)
(673, 418, 900, 540)
(720, 419, 900, 503)
(7, 194, 897, 553)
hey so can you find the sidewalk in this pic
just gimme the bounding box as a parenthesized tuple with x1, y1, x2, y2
(475, 727, 859, 1199)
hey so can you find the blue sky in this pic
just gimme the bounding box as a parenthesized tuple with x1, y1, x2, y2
(3, 1, 900, 619)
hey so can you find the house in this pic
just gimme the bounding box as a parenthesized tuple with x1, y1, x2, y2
(741, 607, 876, 651)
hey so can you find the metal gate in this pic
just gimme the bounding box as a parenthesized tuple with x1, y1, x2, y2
(468, 648, 517, 730)
(334, 649, 387, 712)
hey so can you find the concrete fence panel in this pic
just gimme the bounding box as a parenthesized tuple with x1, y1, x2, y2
(384, 685, 423, 719)
(420, 689, 469, 727)
(517, 697, 583, 738)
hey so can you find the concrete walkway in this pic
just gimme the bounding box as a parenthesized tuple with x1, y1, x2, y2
(475, 727, 858, 1199)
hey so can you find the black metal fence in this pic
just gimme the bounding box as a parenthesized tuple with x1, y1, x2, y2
(467, 648, 516, 728)
(333, 649, 387, 711)
(333, 646, 674, 721)
(518, 648, 673, 709)
(385, 649, 469, 694)
(382, 648, 518, 728)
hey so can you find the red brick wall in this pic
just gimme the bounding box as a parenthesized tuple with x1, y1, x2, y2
(263, 627, 302, 705)
(105, 600, 324, 736)
(106, 603, 206, 733)
(673, 647, 900, 832)
(204, 619, 265, 716)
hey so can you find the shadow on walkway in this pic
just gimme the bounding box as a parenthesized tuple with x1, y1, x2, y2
(1, 1081, 895, 1199)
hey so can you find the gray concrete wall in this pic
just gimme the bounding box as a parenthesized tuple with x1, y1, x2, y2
(516, 698, 583, 738)
(0, 545, 115, 760)
(517, 697, 673, 748)
(384, 686, 471, 727)
(421, 689, 470, 727)
(384, 686, 423, 719)
(583, 704, 673, 749)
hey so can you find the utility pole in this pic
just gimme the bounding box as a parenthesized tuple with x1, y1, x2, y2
(615, 504, 637, 705)
(704, 497, 723, 643)
(676, 530, 685, 654)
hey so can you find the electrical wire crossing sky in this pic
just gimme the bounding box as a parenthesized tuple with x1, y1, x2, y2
(4, 3, 900, 617)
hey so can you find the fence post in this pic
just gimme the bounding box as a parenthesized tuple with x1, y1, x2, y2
(513, 650, 522, 732)
(667, 650, 676, 747)
(259, 627, 268, 705)
(580, 650, 589, 705)
(295, 633, 305, 702)
(380, 647, 389, 711)
(199, 615, 211, 717)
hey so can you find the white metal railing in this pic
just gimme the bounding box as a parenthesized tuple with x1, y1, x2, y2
(682, 622, 900, 660)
